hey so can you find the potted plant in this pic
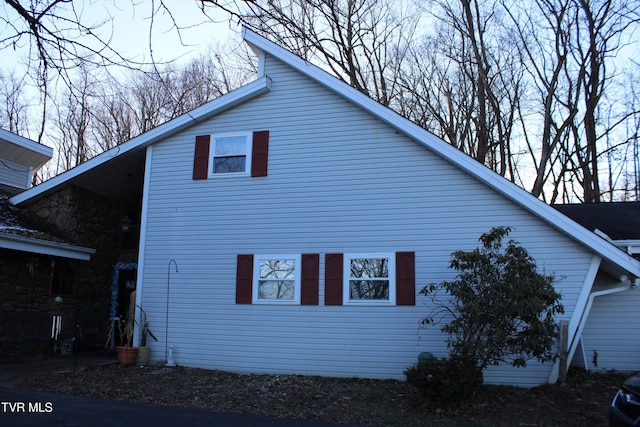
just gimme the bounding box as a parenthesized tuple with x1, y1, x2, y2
(135, 306, 158, 365)
(115, 292, 138, 364)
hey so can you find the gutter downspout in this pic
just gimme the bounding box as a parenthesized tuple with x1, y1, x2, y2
(549, 281, 636, 383)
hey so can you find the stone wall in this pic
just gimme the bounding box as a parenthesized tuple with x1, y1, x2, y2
(0, 249, 59, 360)
(1, 186, 141, 361)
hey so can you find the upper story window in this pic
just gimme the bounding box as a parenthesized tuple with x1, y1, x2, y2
(210, 134, 251, 176)
(343, 254, 395, 305)
(193, 131, 269, 180)
(252, 255, 301, 304)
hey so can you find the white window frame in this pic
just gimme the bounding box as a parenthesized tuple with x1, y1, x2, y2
(207, 132, 252, 178)
(252, 254, 302, 305)
(343, 253, 396, 306)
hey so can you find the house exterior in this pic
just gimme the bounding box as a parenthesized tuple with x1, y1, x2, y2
(10, 29, 640, 385)
(0, 130, 97, 360)
(0, 129, 52, 196)
(553, 202, 640, 372)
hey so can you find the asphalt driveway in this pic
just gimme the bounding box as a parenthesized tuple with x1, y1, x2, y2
(0, 387, 365, 427)
(0, 353, 367, 427)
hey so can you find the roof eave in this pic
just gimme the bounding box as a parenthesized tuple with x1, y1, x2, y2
(0, 233, 95, 261)
(10, 76, 272, 206)
(0, 129, 53, 169)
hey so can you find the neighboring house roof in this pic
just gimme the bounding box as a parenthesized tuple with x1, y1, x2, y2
(0, 129, 53, 195)
(553, 202, 640, 240)
(553, 202, 640, 257)
(0, 191, 95, 260)
(9, 28, 640, 280)
(0, 129, 53, 170)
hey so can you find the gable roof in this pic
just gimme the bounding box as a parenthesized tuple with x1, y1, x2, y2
(10, 28, 640, 280)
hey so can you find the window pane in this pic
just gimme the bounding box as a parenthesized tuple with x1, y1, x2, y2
(254, 257, 299, 303)
(259, 259, 296, 279)
(349, 280, 389, 300)
(213, 156, 246, 173)
(215, 137, 246, 156)
(258, 280, 295, 300)
(350, 258, 389, 279)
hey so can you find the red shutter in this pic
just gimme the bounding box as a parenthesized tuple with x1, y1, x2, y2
(193, 135, 211, 180)
(301, 254, 319, 305)
(236, 254, 254, 304)
(251, 130, 269, 177)
(396, 251, 415, 306)
(324, 253, 343, 305)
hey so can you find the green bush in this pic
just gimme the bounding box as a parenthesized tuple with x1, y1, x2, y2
(404, 355, 483, 405)
(420, 227, 564, 370)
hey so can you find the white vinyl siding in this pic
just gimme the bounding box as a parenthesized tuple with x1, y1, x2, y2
(137, 54, 596, 386)
(578, 288, 640, 373)
(0, 157, 31, 190)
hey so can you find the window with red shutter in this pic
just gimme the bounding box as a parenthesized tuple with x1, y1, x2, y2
(327, 252, 415, 306)
(395, 251, 416, 306)
(324, 253, 344, 305)
(251, 131, 269, 177)
(301, 253, 319, 305)
(193, 135, 211, 180)
(235, 253, 318, 305)
(193, 131, 269, 180)
(236, 254, 254, 304)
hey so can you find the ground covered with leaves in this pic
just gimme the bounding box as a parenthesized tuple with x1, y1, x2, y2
(17, 363, 626, 426)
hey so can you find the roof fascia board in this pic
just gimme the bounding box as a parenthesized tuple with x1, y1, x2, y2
(10, 76, 271, 206)
(242, 28, 640, 278)
(0, 129, 53, 158)
(0, 233, 95, 260)
(0, 129, 53, 168)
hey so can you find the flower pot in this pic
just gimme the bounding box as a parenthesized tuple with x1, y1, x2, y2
(136, 346, 151, 365)
(116, 346, 139, 364)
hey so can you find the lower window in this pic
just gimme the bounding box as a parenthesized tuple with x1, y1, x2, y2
(253, 255, 301, 304)
(344, 254, 395, 305)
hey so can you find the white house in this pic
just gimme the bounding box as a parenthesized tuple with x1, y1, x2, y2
(10, 29, 640, 386)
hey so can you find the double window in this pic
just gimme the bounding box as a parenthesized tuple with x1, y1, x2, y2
(237, 252, 414, 306)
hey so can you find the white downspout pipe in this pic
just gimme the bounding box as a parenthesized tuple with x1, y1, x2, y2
(549, 281, 635, 383)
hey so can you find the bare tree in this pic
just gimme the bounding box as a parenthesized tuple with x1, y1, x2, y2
(398, 0, 524, 182)
(567, 0, 640, 202)
(196, 0, 420, 107)
(1, 1, 142, 89)
(3, 0, 639, 202)
(44, 45, 253, 176)
(50, 65, 99, 173)
(505, 0, 578, 202)
(0, 72, 31, 136)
